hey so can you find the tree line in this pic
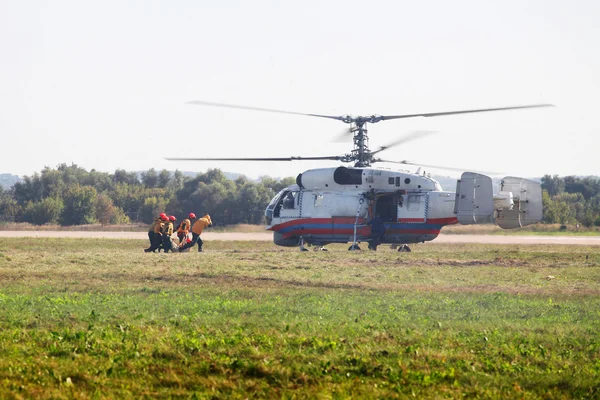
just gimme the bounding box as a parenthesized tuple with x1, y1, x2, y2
(541, 175, 600, 227)
(0, 165, 599, 227)
(0, 164, 294, 226)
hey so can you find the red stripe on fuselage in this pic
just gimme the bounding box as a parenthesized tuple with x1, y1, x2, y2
(270, 216, 457, 239)
(267, 217, 367, 231)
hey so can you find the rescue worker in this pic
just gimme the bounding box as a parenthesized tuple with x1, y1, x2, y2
(367, 216, 386, 251)
(181, 213, 212, 252)
(161, 215, 176, 253)
(176, 212, 196, 245)
(145, 212, 167, 252)
(145, 214, 168, 252)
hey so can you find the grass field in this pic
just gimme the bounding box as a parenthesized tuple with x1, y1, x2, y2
(0, 239, 599, 399)
(2, 222, 599, 236)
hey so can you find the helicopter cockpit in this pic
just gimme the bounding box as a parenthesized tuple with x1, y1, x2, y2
(265, 184, 301, 225)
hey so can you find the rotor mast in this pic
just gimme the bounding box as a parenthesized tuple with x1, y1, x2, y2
(344, 115, 386, 167)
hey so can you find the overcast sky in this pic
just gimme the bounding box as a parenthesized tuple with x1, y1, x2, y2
(1, 0, 598, 180)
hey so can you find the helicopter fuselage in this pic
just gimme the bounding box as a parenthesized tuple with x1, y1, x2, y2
(265, 166, 458, 247)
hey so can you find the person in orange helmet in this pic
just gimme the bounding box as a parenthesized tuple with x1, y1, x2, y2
(176, 212, 196, 245)
(181, 213, 212, 252)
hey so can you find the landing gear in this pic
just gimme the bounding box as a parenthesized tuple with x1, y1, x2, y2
(368, 242, 378, 251)
(299, 237, 309, 252)
(397, 244, 412, 252)
(348, 244, 361, 251)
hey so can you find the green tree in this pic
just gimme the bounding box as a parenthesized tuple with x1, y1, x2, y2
(141, 168, 159, 188)
(259, 176, 296, 193)
(168, 170, 186, 192)
(83, 169, 113, 192)
(158, 169, 171, 188)
(12, 173, 44, 205)
(542, 190, 574, 224)
(40, 167, 67, 199)
(236, 179, 271, 224)
(0, 194, 22, 222)
(57, 163, 89, 187)
(61, 185, 98, 225)
(112, 169, 140, 186)
(541, 175, 565, 197)
(138, 196, 169, 224)
(23, 197, 64, 225)
(95, 193, 129, 225)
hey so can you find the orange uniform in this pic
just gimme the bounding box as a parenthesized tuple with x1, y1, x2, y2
(191, 214, 212, 235)
(177, 218, 191, 236)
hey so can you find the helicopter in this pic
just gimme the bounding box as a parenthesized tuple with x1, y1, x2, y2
(168, 101, 553, 251)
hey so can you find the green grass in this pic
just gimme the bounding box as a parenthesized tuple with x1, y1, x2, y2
(442, 223, 600, 236)
(0, 239, 599, 399)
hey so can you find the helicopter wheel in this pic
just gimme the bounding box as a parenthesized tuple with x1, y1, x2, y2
(348, 244, 361, 251)
(398, 244, 411, 252)
(368, 243, 378, 251)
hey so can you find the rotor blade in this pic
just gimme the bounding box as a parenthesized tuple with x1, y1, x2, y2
(380, 104, 554, 121)
(331, 126, 354, 142)
(166, 156, 343, 162)
(373, 159, 500, 175)
(187, 100, 345, 121)
(371, 130, 437, 156)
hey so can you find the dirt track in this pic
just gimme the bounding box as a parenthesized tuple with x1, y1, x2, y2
(0, 231, 599, 245)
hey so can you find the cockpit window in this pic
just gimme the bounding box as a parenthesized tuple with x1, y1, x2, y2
(268, 187, 301, 218)
(267, 190, 285, 210)
(282, 192, 297, 209)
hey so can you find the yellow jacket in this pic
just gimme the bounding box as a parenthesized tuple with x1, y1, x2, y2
(162, 221, 174, 235)
(177, 218, 191, 235)
(191, 214, 212, 235)
(153, 221, 164, 234)
(149, 217, 161, 233)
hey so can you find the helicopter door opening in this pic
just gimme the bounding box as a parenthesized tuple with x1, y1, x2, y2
(374, 195, 398, 222)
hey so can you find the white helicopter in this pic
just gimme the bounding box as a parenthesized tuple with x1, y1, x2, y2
(169, 101, 553, 251)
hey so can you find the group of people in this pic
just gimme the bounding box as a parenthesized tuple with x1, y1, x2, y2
(144, 212, 213, 253)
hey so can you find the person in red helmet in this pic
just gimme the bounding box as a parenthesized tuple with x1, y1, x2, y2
(176, 212, 196, 245)
(145, 214, 168, 252)
(181, 213, 212, 252)
(145, 212, 167, 252)
(161, 215, 176, 253)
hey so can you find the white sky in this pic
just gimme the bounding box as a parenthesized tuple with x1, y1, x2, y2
(1, 0, 598, 180)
